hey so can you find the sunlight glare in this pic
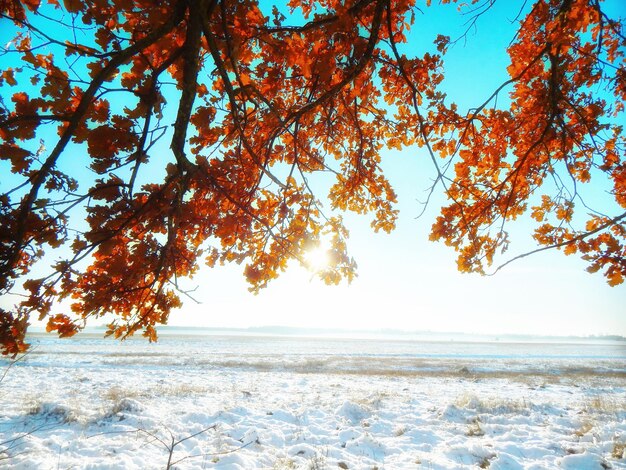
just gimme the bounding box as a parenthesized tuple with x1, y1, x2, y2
(304, 245, 331, 272)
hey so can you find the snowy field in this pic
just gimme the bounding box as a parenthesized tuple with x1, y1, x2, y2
(1, 331, 625, 469)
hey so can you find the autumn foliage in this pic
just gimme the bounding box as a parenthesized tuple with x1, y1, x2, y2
(0, 0, 624, 355)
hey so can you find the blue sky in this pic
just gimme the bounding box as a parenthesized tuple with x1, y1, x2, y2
(1, 0, 624, 337)
(174, 149, 626, 336)
(168, 0, 625, 336)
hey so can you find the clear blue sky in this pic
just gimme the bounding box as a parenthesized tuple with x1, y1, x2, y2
(1, 1, 624, 337)
(167, 0, 625, 336)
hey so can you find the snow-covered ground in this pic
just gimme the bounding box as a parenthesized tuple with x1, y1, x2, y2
(1, 332, 625, 469)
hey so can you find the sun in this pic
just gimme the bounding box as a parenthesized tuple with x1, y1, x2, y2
(304, 245, 331, 272)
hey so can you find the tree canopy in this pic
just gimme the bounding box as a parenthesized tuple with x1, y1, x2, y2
(0, 0, 624, 355)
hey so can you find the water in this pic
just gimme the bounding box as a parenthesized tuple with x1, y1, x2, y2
(9, 329, 626, 377)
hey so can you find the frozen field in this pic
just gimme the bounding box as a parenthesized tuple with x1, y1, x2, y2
(1, 331, 625, 469)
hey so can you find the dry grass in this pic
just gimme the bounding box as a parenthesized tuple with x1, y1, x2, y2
(26, 402, 78, 424)
(354, 391, 389, 410)
(103, 386, 140, 402)
(574, 420, 594, 438)
(394, 424, 408, 437)
(477, 455, 493, 468)
(582, 396, 626, 414)
(194, 358, 626, 383)
(104, 383, 210, 402)
(466, 417, 485, 437)
(160, 383, 211, 396)
(455, 394, 531, 414)
(306, 453, 327, 470)
(272, 457, 297, 469)
(102, 383, 211, 420)
(613, 440, 626, 459)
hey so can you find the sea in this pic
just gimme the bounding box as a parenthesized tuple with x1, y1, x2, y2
(11, 327, 626, 378)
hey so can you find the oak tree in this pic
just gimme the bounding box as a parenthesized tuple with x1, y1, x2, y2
(0, 0, 624, 355)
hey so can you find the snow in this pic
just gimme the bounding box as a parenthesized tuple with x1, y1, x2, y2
(1, 333, 625, 469)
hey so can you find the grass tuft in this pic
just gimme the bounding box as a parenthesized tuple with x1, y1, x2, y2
(613, 440, 626, 459)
